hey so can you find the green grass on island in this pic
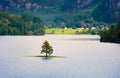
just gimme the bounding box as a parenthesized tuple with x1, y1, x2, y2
(27, 55, 66, 58)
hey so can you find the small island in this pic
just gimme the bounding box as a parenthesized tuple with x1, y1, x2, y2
(27, 40, 65, 58)
(40, 40, 65, 58)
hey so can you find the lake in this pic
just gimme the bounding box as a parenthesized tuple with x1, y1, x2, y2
(0, 35, 120, 78)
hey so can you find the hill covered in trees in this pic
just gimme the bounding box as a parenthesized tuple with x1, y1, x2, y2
(0, 11, 44, 35)
(0, 0, 120, 28)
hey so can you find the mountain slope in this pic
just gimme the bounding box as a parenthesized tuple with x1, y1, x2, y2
(92, 0, 120, 23)
(0, 0, 119, 27)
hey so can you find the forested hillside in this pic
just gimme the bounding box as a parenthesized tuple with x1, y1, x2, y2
(0, 11, 44, 35)
(0, 0, 120, 28)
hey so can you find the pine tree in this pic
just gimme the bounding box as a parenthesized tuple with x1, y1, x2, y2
(41, 40, 53, 57)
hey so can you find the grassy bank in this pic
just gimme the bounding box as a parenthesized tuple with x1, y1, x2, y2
(45, 28, 100, 35)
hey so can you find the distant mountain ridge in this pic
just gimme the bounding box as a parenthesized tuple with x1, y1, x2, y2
(0, 0, 99, 12)
(0, 0, 120, 27)
(0, 0, 63, 12)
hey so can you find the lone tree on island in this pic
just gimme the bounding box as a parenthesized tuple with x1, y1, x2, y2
(41, 40, 53, 57)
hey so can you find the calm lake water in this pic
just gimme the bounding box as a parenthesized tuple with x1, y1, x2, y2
(0, 35, 120, 78)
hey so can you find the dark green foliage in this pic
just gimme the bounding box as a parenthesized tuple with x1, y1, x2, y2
(0, 11, 45, 35)
(100, 28, 114, 42)
(114, 21, 120, 43)
(41, 40, 53, 57)
(100, 21, 120, 43)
